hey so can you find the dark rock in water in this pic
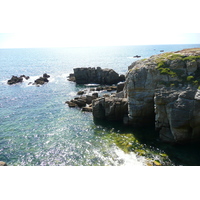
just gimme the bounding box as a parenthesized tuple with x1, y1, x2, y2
(133, 55, 141, 58)
(73, 67, 124, 85)
(43, 73, 50, 78)
(7, 75, 23, 85)
(77, 90, 85, 95)
(65, 101, 77, 107)
(67, 73, 76, 82)
(34, 77, 49, 85)
(0, 161, 7, 166)
(20, 75, 30, 80)
(71, 97, 87, 108)
(82, 106, 93, 112)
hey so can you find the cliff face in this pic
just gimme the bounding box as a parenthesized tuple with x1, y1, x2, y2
(125, 48, 200, 143)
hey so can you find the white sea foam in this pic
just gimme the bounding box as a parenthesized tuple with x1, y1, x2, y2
(114, 148, 146, 166)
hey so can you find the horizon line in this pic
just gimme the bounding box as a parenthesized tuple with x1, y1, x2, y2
(1, 43, 200, 50)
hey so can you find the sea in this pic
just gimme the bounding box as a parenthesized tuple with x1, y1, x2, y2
(1, 44, 200, 166)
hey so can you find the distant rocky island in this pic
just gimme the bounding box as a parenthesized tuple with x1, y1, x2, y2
(68, 48, 200, 145)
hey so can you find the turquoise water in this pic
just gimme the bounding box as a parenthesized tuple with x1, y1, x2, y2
(1, 44, 200, 166)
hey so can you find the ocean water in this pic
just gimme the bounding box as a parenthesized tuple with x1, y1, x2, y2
(1, 44, 200, 166)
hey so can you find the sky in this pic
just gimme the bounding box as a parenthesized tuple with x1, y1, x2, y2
(0, 0, 200, 48)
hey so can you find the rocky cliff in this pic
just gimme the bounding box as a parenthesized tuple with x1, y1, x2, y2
(92, 48, 200, 144)
(125, 48, 200, 144)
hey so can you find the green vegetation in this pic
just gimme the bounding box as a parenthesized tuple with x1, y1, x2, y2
(155, 53, 200, 86)
(183, 55, 200, 62)
(98, 128, 173, 166)
(155, 60, 177, 78)
(187, 76, 194, 82)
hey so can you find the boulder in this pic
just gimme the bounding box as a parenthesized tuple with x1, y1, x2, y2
(77, 90, 85, 95)
(72, 97, 87, 108)
(82, 106, 93, 112)
(65, 101, 77, 107)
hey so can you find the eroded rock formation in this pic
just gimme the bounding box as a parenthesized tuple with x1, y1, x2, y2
(125, 48, 200, 143)
(72, 67, 125, 84)
(92, 48, 200, 144)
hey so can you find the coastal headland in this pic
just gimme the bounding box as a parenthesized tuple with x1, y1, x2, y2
(68, 48, 200, 145)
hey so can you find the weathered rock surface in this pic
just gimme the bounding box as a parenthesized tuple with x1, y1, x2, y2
(92, 96, 128, 121)
(73, 67, 125, 84)
(91, 48, 200, 144)
(124, 48, 200, 143)
(67, 73, 76, 82)
(154, 87, 200, 143)
(7, 75, 29, 85)
(66, 92, 99, 112)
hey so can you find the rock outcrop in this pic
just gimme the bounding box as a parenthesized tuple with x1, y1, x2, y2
(72, 67, 125, 84)
(7, 75, 29, 85)
(92, 96, 128, 121)
(65, 93, 99, 112)
(91, 48, 200, 144)
(34, 73, 50, 85)
(7, 74, 50, 86)
(124, 48, 200, 143)
(154, 87, 200, 143)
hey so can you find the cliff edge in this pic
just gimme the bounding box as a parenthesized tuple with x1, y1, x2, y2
(92, 48, 200, 144)
(125, 48, 200, 144)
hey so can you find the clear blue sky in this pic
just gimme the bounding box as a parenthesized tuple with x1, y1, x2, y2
(0, 0, 200, 48)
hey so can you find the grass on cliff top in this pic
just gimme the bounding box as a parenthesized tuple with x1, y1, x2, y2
(155, 59, 177, 77)
(155, 52, 200, 63)
(155, 53, 200, 78)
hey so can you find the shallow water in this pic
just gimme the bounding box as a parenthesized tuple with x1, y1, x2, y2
(1, 44, 200, 166)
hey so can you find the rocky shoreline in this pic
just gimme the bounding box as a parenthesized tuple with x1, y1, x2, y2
(6, 48, 200, 148)
(67, 48, 200, 145)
